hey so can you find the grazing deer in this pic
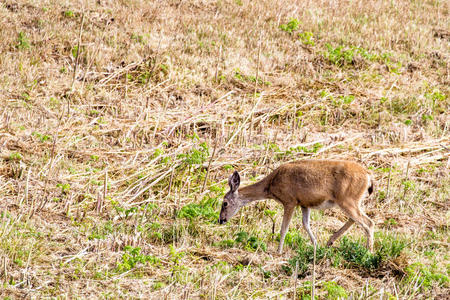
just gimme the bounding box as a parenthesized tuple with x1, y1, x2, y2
(218, 160, 375, 254)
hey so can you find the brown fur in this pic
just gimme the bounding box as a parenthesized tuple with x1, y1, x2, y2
(265, 160, 369, 207)
(219, 160, 375, 254)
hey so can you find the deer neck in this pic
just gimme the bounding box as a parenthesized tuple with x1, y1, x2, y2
(238, 179, 269, 204)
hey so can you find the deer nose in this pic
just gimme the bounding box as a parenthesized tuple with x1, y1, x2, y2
(218, 218, 226, 224)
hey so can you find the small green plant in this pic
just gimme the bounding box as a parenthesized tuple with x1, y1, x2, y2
(178, 197, 218, 222)
(324, 44, 355, 66)
(293, 281, 316, 300)
(111, 201, 139, 219)
(246, 236, 267, 252)
(322, 281, 348, 299)
(421, 114, 433, 122)
(21, 92, 31, 102)
(217, 239, 235, 248)
(425, 89, 446, 102)
(32, 131, 51, 142)
(168, 245, 187, 280)
(260, 268, 271, 279)
(116, 246, 160, 273)
(222, 164, 233, 171)
(377, 190, 386, 201)
(151, 148, 164, 159)
(404, 262, 449, 290)
(338, 237, 381, 269)
(281, 142, 323, 158)
(16, 32, 30, 50)
(71, 45, 80, 58)
(234, 231, 267, 252)
(380, 52, 402, 74)
(64, 10, 75, 18)
(330, 95, 355, 108)
(88, 221, 114, 240)
(374, 232, 406, 260)
(233, 68, 271, 85)
(9, 152, 22, 161)
(178, 141, 209, 166)
(152, 281, 166, 290)
(383, 218, 398, 228)
(131, 33, 145, 44)
(401, 180, 415, 192)
(48, 97, 60, 109)
(56, 183, 71, 195)
(280, 18, 300, 33)
(284, 234, 330, 277)
(298, 31, 314, 46)
(323, 44, 385, 68)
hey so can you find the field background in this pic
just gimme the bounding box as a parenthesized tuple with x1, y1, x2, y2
(0, 0, 449, 298)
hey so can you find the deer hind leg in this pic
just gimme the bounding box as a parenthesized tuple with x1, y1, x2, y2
(301, 207, 316, 246)
(278, 205, 295, 254)
(337, 200, 374, 252)
(326, 219, 354, 247)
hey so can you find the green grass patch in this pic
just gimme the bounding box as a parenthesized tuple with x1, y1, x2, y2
(217, 231, 267, 252)
(116, 246, 160, 274)
(404, 262, 449, 291)
(284, 233, 407, 277)
(178, 197, 219, 223)
(323, 281, 348, 299)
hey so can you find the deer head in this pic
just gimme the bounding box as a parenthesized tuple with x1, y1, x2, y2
(218, 171, 242, 224)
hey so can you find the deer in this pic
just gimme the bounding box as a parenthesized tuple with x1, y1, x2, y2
(218, 159, 375, 254)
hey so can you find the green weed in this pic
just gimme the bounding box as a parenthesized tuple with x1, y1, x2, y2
(131, 33, 145, 44)
(338, 237, 381, 269)
(168, 245, 188, 281)
(233, 68, 271, 85)
(16, 32, 30, 50)
(32, 131, 51, 143)
(88, 221, 114, 240)
(56, 183, 71, 194)
(178, 197, 219, 223)
(178, 141, 209, 166)
(294, 281, 316, 300)
(64, 10, 75, 18)
(8, 152, 22, 161)
(274, 142, 323, 160)
(284, 233, 332, 277)
(298, 31, 315, 46)
(284, 234, 406, 276)
(323, 281, 348, 299)
(71, 45, 79, 58)
(404, 262, 449, 290)
(152, 281, 166, 290)
(324, 44, 356, 66)
(232, 231, 267, 252)
(279, 18, 300, 33)
(116, 246, 160, 273)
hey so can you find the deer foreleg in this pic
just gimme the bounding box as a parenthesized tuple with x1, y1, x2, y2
(278, 205, 295, 254)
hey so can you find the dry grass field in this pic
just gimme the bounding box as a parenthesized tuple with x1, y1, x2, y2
(0, 0, 449, 298)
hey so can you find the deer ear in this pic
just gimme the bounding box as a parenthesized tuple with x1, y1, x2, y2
(228, 171, 240, 192)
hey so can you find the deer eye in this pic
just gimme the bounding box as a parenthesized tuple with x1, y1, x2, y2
(223, 202, 228, 207)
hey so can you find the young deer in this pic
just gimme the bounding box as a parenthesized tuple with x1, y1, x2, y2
(218, 160, 375, 254)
